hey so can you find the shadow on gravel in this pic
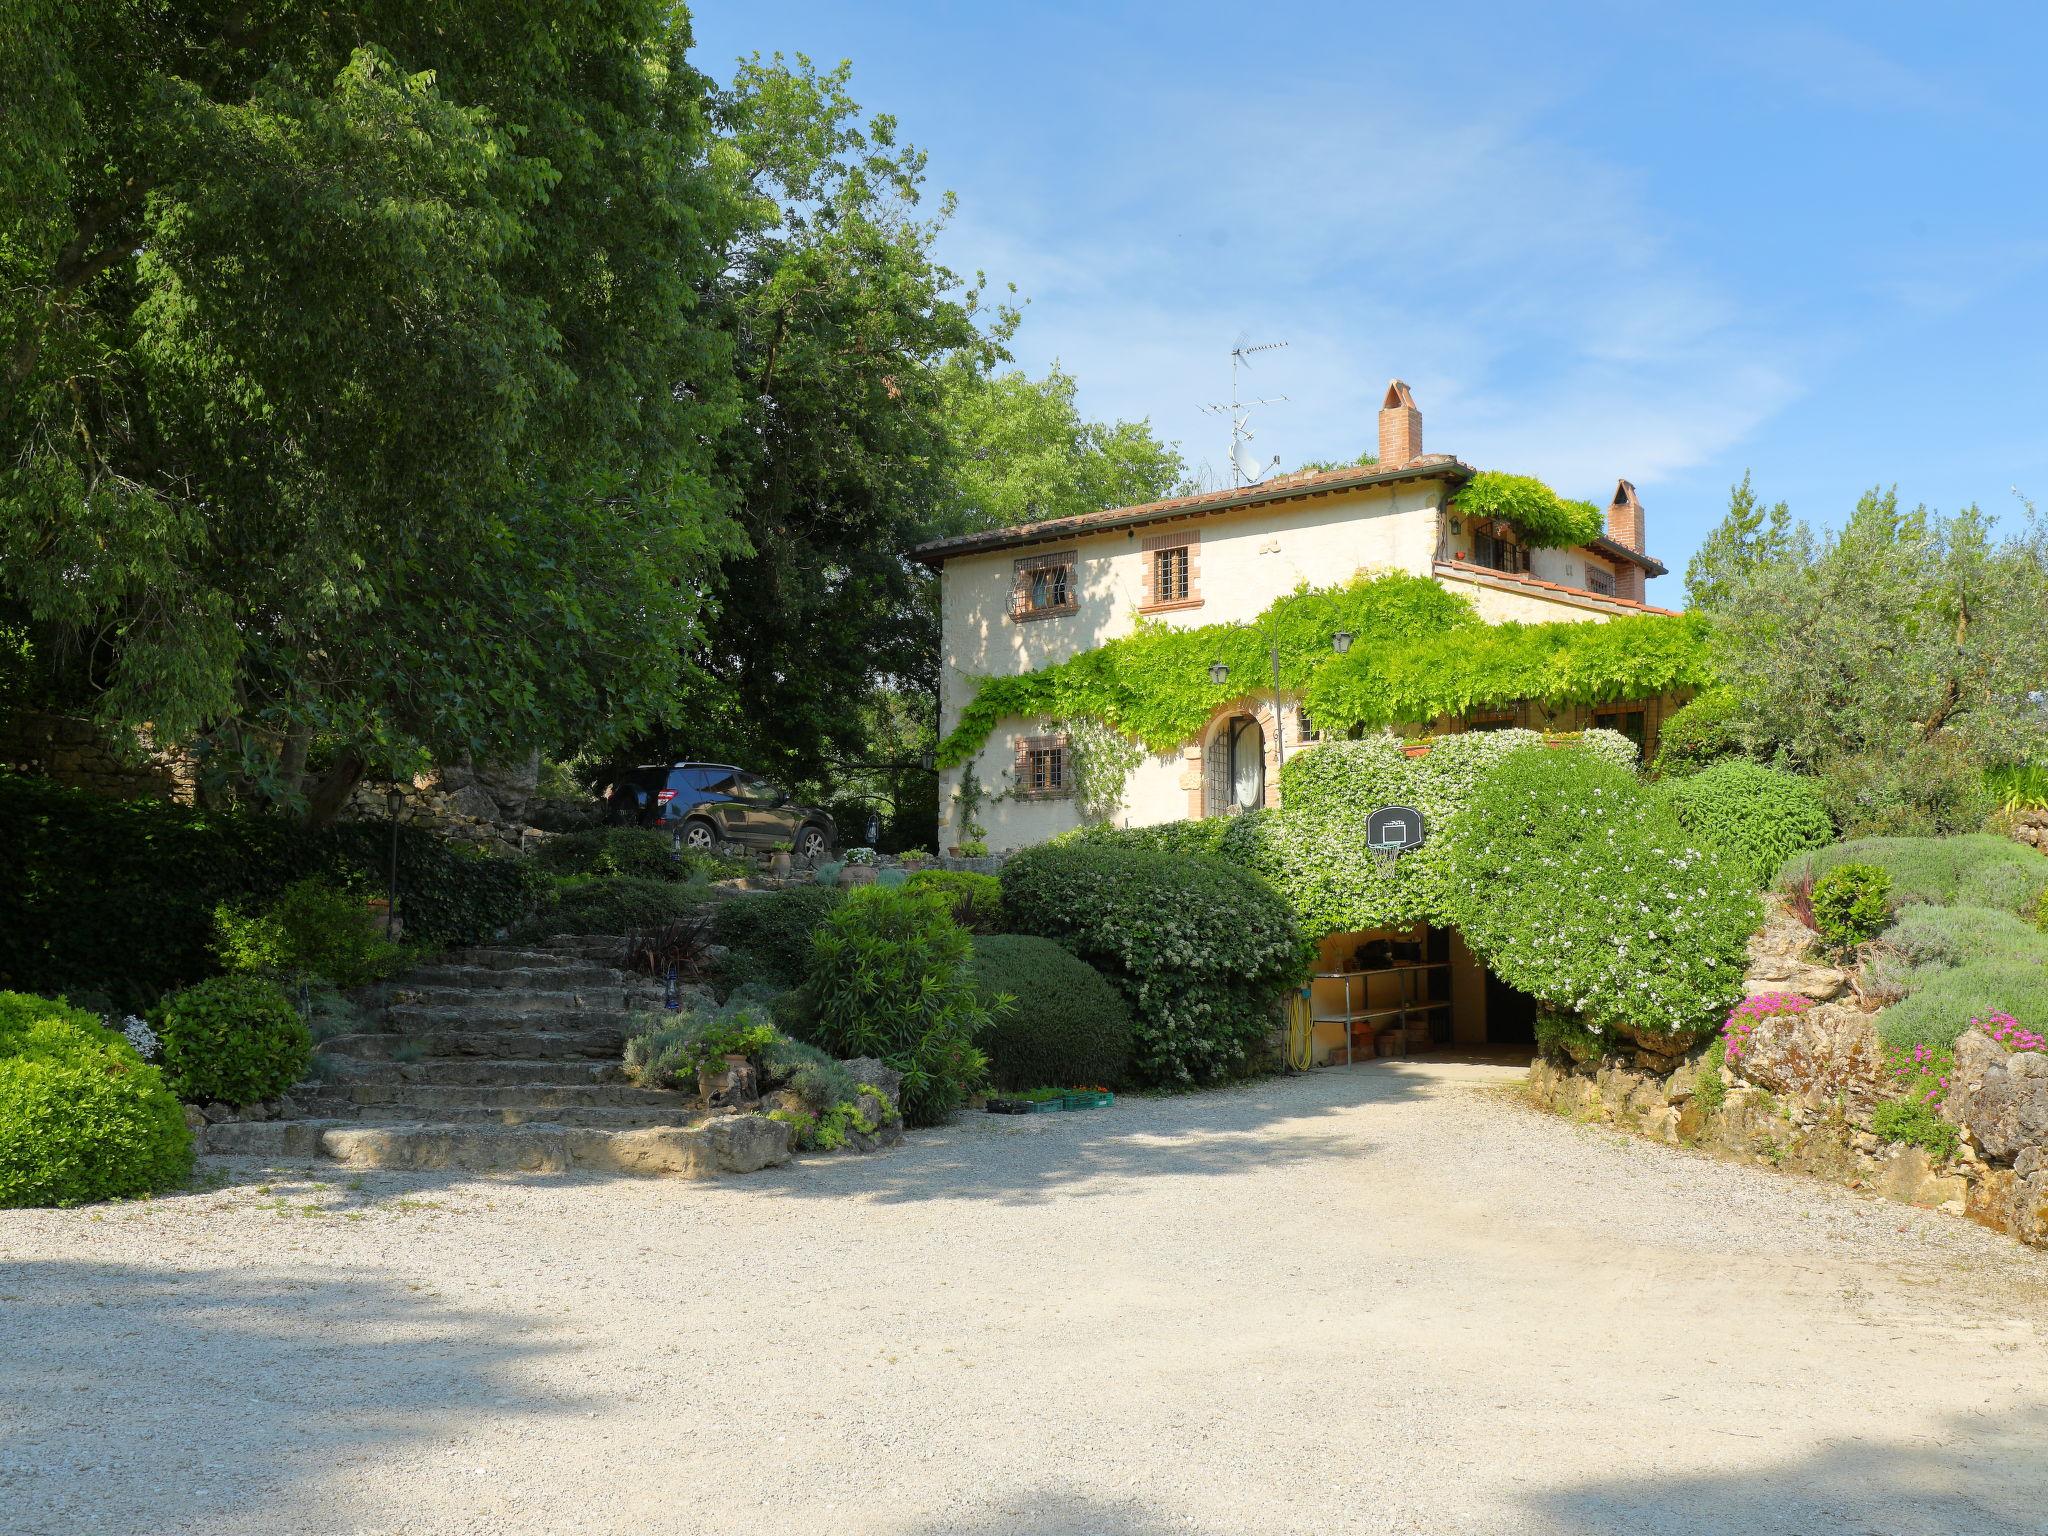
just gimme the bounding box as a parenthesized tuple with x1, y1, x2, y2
(890, 1491, 1215, 1535)
(1532, 1403, 2048, 1536)
(0, 1261, 576, 1534)
(763, 1057, 1466, 1208)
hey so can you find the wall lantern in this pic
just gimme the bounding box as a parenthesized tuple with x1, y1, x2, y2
(1331, 630, 1354, 656)
(1208, 661, 1230, 687)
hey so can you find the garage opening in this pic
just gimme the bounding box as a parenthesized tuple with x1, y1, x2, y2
(1303, 921, 1541, 1066)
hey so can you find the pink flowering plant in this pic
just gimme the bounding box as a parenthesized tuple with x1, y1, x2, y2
(1976, 1011, 2046, 1053)
(1887, 1041, 1954, 1106)
(1719, 992, 1814, 1061)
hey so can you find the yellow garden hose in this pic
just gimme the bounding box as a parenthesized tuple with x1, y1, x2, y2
(1285, 987, 1316, 1071)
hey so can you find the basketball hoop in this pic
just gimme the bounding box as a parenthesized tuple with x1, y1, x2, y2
(1365, 804, 1427, 879)
(1370, 843, 1402, 878)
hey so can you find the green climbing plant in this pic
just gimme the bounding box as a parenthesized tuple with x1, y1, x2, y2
(1451, 472, 1605, 549)
(936, 572, 1710, 771)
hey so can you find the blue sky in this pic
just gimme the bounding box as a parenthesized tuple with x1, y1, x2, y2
(690, 1, 2048, 596)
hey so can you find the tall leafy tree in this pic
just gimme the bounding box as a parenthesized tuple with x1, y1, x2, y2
(1685, 470, 1792, 614)
(943, 360, 1186, 531)
(0, 1, 739, 816)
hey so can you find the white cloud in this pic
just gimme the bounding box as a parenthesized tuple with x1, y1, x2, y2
(937, 75, 1802, 507)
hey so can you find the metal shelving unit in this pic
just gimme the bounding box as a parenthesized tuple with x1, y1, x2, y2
(1310, 961, 1451, 1066)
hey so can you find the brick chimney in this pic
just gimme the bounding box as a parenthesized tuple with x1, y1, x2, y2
(1606, 479, 1647, 602)
(1377, 380, 1422, 467)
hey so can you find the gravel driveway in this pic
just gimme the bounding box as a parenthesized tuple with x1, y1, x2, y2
(5, 1056, 2047, 1536)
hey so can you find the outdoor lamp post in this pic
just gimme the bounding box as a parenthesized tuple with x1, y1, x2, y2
(1332, 630, 1354, 656)
(1209, 660, 1230, 686)
(385, 786, 405, 937)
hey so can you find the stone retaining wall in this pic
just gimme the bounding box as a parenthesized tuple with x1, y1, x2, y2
(1525, 901, 2048, 1248)
(0, 712, 198, 803)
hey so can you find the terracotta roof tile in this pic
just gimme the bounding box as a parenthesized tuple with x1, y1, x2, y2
(1433, 560, 1683, 617)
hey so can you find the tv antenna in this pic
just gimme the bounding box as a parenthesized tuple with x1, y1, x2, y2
(1201, 338, 1289, 486)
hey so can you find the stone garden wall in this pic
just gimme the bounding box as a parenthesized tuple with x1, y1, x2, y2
(1525, 902, 2048, 1248)
(0, 712, 198, 803)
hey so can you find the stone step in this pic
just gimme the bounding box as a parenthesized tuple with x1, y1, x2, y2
(200, 1114, 789, 1176)
(383, 984, 669, 1014)
(397, 963, 636, 992)
(436, 945, 606, 971)
(341, 1082, 684, 1111)
(381, 1003, 659, 1033)
(315, 1056, 632, 1088)
(320, 1028, 628, 1061)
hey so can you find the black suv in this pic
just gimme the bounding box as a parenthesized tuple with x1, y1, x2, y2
(602, 762, 836, 861)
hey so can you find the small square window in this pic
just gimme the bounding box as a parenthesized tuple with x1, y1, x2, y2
(1015, 735, 1070, 796)
(1153, 545, 1191, 604)
(1594, 708, 1646, 751)
(1011, 552, 1077, 621)
(1586, 566, 1616, 597)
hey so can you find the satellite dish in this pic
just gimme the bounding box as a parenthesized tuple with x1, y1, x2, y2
(1234, 442, 1266, 483)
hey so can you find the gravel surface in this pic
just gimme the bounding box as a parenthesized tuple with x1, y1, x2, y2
(5, 1056, 2047, 1536)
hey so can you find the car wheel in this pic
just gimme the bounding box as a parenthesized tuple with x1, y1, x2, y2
(795, 824, 830, 863)
(680, 818, 718, 853)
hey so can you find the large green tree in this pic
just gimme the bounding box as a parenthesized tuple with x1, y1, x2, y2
(1685, 470, 1792, 614)
(1, 0, 738, 816)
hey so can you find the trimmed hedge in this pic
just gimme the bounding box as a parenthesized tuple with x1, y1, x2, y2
(527, 875, 703, 937)
(1437, 745, 1759, 1046)
(1661, 761, 1833, 888)
(709, 886, 845, 991)
(1860, 902, 2048, 1053)
(1, 992, 192, 1206)
(1000, 843, 1311, 1086)
(0, 772, 542, 1009)
(969, 935, 1133, 1090)
(151, 975, 313, 1105)
(533, 828, 743, 884)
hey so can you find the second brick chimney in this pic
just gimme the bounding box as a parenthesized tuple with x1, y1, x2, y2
(1377, 380, 1422, 467)
(1606, 479, 1645, 551)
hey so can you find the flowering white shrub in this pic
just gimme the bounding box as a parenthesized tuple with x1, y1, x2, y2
(117, 1014, 162, 1063)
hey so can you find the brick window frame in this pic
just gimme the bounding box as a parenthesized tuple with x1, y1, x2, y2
(1012, 733, 1071, 798)
(1139, 530, 1202, 612)
(1010, 550, 1078, 622)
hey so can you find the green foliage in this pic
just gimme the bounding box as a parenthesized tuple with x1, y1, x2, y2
(1650, 687, 1746, 777)
(534, 830, 745, 885)
(709, 887, 846, 991)
(528, 876, 703, 938)
(0, 773, 539, 1009)
(1818, 739, 1995, 838)
(968, 935, 1134, 1090)
(150, 976, 312, 1105)
(1809, 864, 1893, 949)
(1704, 489, 2048, 782)
(938, 572, 1710, 773)
(623, 1010, 778, 1090)
(1870, 1098, 1961, 1161)
(1436, 746, 1759, 1044)
(942, 359, 1186, 530)
(1693, 1039, 1728, 1115)
(0, 992, 192, 1207)
(1229, 729, 1639, 938)
(3, 2, 742, 804)
(214, 878, 409, 988)
(1857, 902, 2048, 1054)
(1987, 763, 2048, 814)
(903, 870, 1006, 934)
(1660, 762, 1833, 888)
(1781, 836, 2046, 916)
(1533, 1008, 1607, 1066)
(999, 844, 1311, 1086)
(795, 888, 991, 1126)
(1684, 471, 1793, 616)
(1052, 818, 1245, 858)
(1450, 472, 1604, 549)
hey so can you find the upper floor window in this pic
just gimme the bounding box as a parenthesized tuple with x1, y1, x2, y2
(1472, 520, 1529, 575)
(1140, 530, 1201, 611)
(1011, 551, 1077, 621)
(1585, 565, 1616, 597)
(1013, 734, 1070, 797)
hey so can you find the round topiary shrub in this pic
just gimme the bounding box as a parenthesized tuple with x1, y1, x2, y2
(1000, 842, 1311, 1086)
(150, 976, 312, 1105)
(710, 886, 846, 991)
(535, 874, 702, 937)
(969, 935, 1133, 1089)
(796, 886, 992, 1127)
(1810, 862, 1892, 949)
(1437, 744, 1759, 1048)
(0, 992, 192, 1207)
(1661, 760, 1833, 888)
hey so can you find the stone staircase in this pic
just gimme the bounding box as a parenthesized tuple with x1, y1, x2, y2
(201, 936, 791, 1177)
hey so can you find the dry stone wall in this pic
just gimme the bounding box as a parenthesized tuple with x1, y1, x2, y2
(1527, 899, 2048, 1248)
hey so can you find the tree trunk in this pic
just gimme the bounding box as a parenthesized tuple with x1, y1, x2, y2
(303, 749, 366, 828)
